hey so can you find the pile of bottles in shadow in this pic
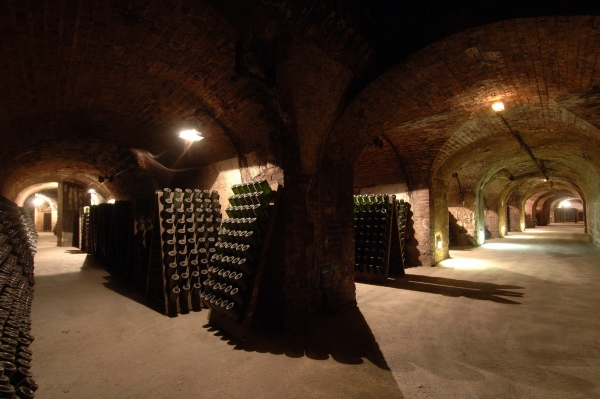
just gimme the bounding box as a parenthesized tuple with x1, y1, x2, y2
(201, 180, 273, 322)
(0, 197, 39, 398)
(354, 194, 392, 275)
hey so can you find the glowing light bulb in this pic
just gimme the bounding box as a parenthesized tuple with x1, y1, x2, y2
(33, 198, 44, 206)
(179, 129, 203, 141)
(492, 101, 505, 112)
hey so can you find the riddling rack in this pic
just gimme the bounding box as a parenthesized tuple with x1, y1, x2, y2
(148, 188, 222, 317)
(202, 180, 279, 341)
(353, 194, 405, 282)
(395, 199, 410, 270)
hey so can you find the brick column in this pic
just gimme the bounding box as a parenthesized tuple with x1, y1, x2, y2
(56, 182, 86, 247)
(426, 178, 446, 266)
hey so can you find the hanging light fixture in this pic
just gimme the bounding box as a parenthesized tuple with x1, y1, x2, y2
(492, 101, 505, 112)
(179, 129, 203, 142)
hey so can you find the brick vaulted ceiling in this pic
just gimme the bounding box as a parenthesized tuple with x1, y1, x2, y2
(1, 0, 600, 203)
(349, 15, 600, 203)
(0, 0, 281, 199)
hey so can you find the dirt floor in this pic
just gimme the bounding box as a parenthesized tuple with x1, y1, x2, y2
(30, 224, 600, 398)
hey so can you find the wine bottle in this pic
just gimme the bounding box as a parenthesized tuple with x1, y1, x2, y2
(257, 180, 272, 196)
(225, 302, 241, 321)
(168, 274, 180, 290)
(169, 287, 180, 302)
(233, 272, 249, 291)
(192, 283, 201, 298)
(0, 385, 15, 398)
(180, 272, 190, 287)
(166, 262, 177, 279)
(229, 288, 245, 307)
(15, 377, 37, 392)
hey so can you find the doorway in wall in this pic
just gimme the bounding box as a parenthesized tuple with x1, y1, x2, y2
(42, 213, 52, 232)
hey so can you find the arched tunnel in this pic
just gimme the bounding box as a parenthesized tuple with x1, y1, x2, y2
(1, 0, 600, 397)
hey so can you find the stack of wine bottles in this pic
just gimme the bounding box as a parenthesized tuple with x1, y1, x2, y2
(88, 201, 136, 285)
(353, 194, 393, 278)
(396, 199, 410, 268)
(202, 180, 274, 331)
(156, 188, 221, 316)
(0, 197, 39, 397)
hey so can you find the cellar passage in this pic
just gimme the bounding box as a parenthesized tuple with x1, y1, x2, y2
(0, 0, 599, 368)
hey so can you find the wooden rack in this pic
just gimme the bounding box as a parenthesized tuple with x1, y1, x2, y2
(354, 195, 406, 283)
(207, 188, 281, 341)
(146, 189, 221, 316)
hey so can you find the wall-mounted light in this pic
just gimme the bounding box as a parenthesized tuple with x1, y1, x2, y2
(436, 235, 442, 250)
(179, 129, 203, 142)
(501, 225, 506, 234)
(492, 101, 505, 112)
(32, 198, 44, 206)
(108, 199, 116, 204)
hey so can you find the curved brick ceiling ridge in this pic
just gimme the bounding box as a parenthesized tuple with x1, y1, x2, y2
(343, 16, 600, 194)
(435, 130, 599, 190)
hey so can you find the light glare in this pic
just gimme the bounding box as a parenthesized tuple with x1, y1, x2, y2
(492, 101, 505, 112)
(560, 200, 571, 208)
(179, 129, 203, 142)
(33, 198, 44, 206)
(108, 199, 116, 204)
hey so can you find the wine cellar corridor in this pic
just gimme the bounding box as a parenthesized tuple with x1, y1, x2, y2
(29, 224, 600, 398)
(2, 0, 600, 397)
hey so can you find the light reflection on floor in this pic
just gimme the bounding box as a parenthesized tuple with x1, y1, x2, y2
(437, 257, 491, 269)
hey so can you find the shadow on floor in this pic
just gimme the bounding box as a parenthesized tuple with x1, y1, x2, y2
(76, 255, 163, 313)
(101, 274, 161, 311)
(203, 304, 393, 370)
(64, 249, 87, 254)
(386, 274, 524, 304)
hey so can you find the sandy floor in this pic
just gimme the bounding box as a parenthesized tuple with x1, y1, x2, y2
(29, 224, 600, 398)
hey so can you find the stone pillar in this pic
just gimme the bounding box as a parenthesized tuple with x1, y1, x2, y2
(427, 179, 445, 265)
(258, 159, 356, 330)
(56, 182, 86, 247)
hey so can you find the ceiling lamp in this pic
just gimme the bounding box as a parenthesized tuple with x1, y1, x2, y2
(492, 101, 505, 112)
(179, 129, 203, 142)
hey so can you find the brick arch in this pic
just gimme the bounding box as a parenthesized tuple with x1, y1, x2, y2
(330, 16, 600, 262)
(328, 16, 600, 172)
(532, 192, 556, 226)
(520, 181, 583, 229)
(0, 139, 154, 201)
